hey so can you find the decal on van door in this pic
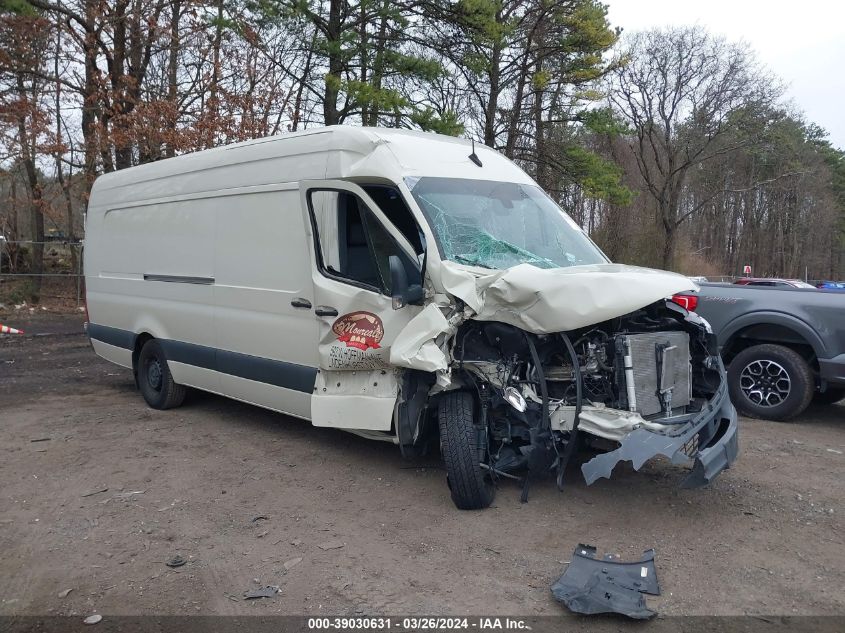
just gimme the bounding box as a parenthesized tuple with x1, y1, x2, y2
(331, 311, 384, 351)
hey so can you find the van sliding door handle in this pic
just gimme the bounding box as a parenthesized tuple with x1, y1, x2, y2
(290, 298, 312, 309)
(314, 306, 338, 317)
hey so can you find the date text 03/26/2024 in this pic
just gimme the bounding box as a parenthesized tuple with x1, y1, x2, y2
(307, 617, 530, 630)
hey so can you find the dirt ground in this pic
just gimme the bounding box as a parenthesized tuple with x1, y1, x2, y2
(1, 312, 843, 620)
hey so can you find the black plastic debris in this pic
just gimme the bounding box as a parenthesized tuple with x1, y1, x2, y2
(243, 585, 279, 599)
(551, 544, 660, 620)
(165, 555, 186, 568)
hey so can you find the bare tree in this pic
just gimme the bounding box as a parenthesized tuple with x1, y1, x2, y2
(608, 26, 781, 269)
(0, 10, 53, 301)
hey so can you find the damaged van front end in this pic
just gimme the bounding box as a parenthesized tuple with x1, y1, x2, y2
(391, 263, 738, 506)
(385, 175, 738, 508)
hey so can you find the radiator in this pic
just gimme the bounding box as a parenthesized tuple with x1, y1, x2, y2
(623, 331, 691, 417)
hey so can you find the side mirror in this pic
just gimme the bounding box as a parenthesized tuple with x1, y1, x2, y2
(389, 255, 424, 310)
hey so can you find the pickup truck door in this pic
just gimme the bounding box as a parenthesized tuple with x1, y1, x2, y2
(299, 179, 424, 431)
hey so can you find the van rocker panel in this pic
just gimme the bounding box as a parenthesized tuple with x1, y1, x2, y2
(87, 323, 318, 394)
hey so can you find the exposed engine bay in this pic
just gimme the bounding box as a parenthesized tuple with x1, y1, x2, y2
(442, 299, 728, 494)
(387, 262, 739, 506)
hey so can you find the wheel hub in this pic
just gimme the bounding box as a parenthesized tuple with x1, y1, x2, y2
(739, 359, 791, 407)
(147, 359, 163, 391)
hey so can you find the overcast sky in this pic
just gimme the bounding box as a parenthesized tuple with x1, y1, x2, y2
(604, 0, 845, 150)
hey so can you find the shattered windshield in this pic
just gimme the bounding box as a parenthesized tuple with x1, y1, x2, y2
(407, 177, 607, 270)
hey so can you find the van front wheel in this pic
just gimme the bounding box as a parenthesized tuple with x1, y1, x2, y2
(137, 339, 186, 410)
(438, 391, 495, 510)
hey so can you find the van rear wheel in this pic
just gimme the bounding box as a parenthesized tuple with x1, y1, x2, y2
(137, 339, 186, 410)
(438, 391, 495, 510)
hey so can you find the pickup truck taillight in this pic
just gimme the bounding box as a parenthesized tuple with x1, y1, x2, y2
(671, 293, 698, 311)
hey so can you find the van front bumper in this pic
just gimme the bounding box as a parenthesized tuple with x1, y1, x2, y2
(581, 376, 739, 488)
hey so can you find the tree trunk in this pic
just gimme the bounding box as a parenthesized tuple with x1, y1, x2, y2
(504, 58, 529, 158)
(483, 39, 501, 146)
(82, 0, 99, 183)
(661, 221, 676, 271)
(365, 0, 390, 127)
(206, 0, 224, 148)
(358, 1, 368, 125)
(504, 17, 539, 159)
(165, 0, 181, 158)
(533, 60, 548, 190)
(16, 75, 45, 303)
(112, 0, 133, 169)
(290, 32, 315, 132)
(8, 174, 19, 272)
(54, 13, 77, 274)
(323, 0, 343, 125)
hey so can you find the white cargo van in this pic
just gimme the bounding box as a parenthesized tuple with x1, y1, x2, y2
(85, 126, 737, 509)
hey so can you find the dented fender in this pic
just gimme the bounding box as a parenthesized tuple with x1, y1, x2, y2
(389, 261, 698, 372)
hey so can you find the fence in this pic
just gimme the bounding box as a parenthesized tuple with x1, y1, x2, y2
(0, 239, 84, 307)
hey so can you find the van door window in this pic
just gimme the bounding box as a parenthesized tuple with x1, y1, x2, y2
(362, 185, 425, 256)
(308, 189, 420, 295)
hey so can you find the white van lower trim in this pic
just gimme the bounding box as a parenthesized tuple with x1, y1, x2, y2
(88, 323, 318, 394)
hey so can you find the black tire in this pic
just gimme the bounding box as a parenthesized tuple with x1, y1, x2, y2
(437, 391, 495, 510)
(728, 344, 813, 421)
(814, 388, 845, 405)
(137, 339, 186, 410)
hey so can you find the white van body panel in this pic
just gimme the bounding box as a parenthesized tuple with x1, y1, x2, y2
(86, 126, 521, 430)
(85, 125, 696, 436)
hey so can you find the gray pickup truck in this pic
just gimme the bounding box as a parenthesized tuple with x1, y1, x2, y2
(673, 283, 845, 420)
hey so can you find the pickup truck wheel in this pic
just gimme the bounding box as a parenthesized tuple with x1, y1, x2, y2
(137, 339, 187, 410)
(438, 391, 495, 510)
(728, 344, 813, 421)
(814, 388, 845, 405)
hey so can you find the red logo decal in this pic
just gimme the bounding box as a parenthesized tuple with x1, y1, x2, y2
(331, 311, 385, 351)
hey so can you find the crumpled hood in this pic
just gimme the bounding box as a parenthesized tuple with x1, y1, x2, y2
(390, 262, 698, 372)
(439, 261, 698, 333)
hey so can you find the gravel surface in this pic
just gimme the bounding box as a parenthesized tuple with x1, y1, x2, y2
(1, 313, 843, 617)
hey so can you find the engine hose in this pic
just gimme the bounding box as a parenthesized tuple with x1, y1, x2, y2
(521, 333, 553, 503)
(524, 335, 550, 429)
(556, 331, 583, 491)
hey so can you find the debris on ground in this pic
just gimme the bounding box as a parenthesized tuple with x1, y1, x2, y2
(283, 557, 303, 571)
(551, 544, 660, 620)
(30, 437, 51, 443)
(243, 585, 279, 599)
(83, 614, 102, 625)
(251, 515, 269, 523)
(57, 588, 73, 598)
(317, 540, 345, 550)
(165, 555, 187, 568)
(111, 490, 145, 499)
(80, 488, 108, 498)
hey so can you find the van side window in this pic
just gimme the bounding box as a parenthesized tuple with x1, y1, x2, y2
(308, 189, 420, 295)
(362, 185, 424, 255)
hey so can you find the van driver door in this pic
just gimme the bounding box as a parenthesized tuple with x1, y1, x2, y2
(299, 180, 425, 431)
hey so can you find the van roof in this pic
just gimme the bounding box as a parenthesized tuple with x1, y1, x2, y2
(224, 126, 476, 151)
(90, 126, 531, 203)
